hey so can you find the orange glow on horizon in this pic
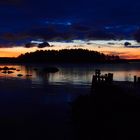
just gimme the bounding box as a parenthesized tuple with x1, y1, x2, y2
(0, 43, 140, 59)
(0, 47, 41, 57)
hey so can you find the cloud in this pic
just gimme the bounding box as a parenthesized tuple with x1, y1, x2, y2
(38, 42, 50, 48)
(0, 44, 15, 48)
(25, 42, 36, 48)
(72, 24, 91, 32)
(26, 26, 77, 41)
(26, 25, 118, 41)
(25, 42, 51, 48)
(0, 0, 22, 5)
(0, 32, 32, 47)
(0, 23, 119, 46)
(124, 45, 140, 48)
(45, 20, 72, 26)
(107, 51, 128, 56)
(1, 33, 29, 41)
(85, 30, 116, 40)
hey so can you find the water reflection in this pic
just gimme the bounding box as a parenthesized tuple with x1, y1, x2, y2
(0, 63, 140, 87)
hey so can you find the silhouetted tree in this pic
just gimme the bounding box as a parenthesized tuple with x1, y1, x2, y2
(18, 49, 120, 63)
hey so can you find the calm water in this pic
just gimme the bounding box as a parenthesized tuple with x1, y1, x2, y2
(0, 62, 140, 88)
(0, 62, 140, 140)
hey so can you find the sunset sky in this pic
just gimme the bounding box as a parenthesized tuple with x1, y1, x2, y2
(0, 40, 139, 59)
(0, 0, 140, 59)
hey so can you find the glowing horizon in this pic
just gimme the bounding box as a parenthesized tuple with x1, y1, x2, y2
(0, 40, 140, 59)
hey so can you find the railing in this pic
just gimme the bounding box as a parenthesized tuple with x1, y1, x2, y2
(92, 69, 113, 85)
(91, 70, 140, 95)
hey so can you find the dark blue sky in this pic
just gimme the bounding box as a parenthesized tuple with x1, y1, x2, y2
(0, 0, 140, 44)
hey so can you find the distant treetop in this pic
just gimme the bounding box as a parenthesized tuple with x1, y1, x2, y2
(18, 49, 120, 63)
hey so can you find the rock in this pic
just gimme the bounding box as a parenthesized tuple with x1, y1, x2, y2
(7, 71, 14, 74)
(9, 67, 16, 70)
(17, 74, 23, 77)
(2, 70, 7, 74)
(3, 66, 9, 70)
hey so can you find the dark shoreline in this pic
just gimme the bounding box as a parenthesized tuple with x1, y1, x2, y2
(72, 82, 140, 140)
(0, 58, 130, 64)
(0, 75, 140, 139)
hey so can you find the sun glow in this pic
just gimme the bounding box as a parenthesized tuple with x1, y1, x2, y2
(0, 40, 140, 59)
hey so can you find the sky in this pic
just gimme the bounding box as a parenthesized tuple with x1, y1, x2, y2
(0, 0, 140, 58)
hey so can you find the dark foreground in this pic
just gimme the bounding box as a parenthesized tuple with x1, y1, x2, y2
(72, 83, 140, 140)
(0, 85, 91, 140)
(1, 81, 140, 140)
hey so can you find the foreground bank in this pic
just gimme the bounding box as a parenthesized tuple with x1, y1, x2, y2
(72, 71, 140, 140)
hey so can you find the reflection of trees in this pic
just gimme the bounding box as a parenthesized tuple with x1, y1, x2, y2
(34, 70, 50, 87)
(124, 73, 132, 82)
(25, 65, 33, 76)
(24, 66, 58, 86)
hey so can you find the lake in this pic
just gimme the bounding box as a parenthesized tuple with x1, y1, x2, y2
(0, 62, 140, 140)
(0, 62, 140, 88)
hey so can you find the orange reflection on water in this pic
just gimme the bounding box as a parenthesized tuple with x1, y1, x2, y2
(0, 64, 36, 79)
(0, 63, 140, 87)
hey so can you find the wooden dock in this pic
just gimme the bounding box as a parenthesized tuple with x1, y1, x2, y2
(91, 69, 140, 95)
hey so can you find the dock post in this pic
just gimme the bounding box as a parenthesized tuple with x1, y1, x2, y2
(134, 76, 137, 84)
(95, 69, 101, 77)
(91, 75, 96, 91)
(108, 73, 113, 83)
(138, 77, 140, 83)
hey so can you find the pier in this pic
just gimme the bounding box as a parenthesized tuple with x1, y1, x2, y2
(91, 69, 140, 95)
(92, 69, 113, 84)
(73, 69, 140, 140)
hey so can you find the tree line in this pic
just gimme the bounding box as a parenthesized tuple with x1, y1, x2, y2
(18, 49, 120, 63)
